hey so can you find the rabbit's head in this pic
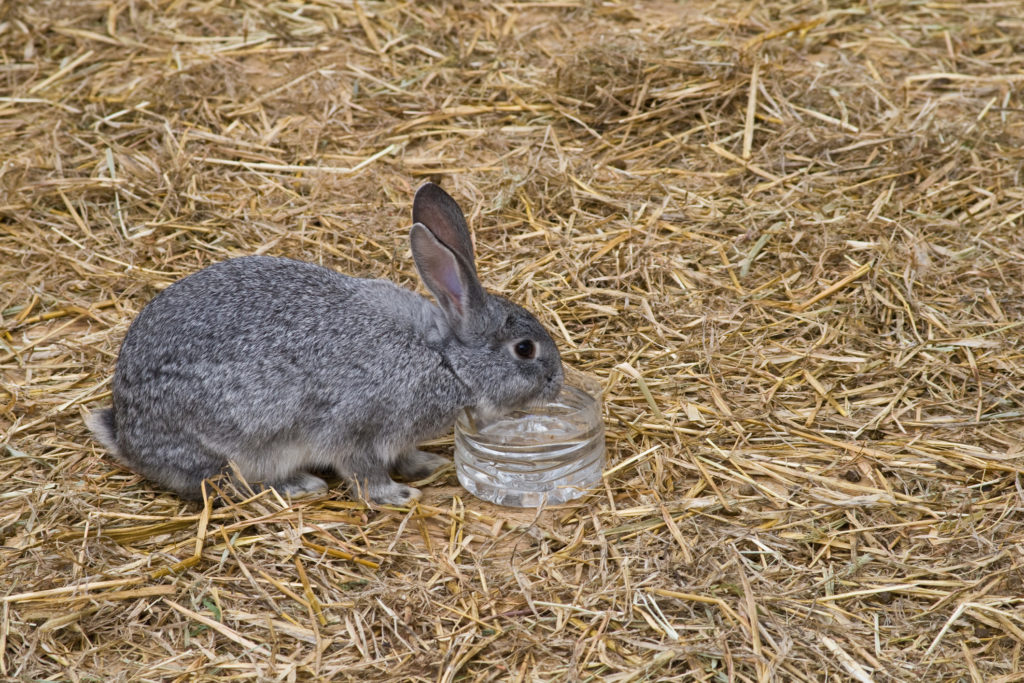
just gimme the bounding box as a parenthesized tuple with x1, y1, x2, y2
(410, 183, 563, 419)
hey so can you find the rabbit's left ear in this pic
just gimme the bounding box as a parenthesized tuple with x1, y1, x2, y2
(410, 222, 486, 324)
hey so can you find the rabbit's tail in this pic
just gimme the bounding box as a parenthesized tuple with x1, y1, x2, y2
(85, 407, 121, 457)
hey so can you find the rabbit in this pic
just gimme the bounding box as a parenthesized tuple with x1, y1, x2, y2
(85, 182, 564, 505)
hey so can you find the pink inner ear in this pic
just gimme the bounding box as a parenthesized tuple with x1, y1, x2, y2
(410, 222, 473, 319)
(440, 266, 464, 303)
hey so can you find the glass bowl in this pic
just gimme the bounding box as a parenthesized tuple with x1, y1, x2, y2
(454, 367, 606, 507)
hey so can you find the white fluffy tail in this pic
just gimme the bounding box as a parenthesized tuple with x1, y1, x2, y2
(85, 408, 121, 457)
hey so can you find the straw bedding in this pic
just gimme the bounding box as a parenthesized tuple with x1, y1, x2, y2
(2, 0, 1024, 680)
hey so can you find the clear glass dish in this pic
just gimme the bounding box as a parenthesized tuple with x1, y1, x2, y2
(454, 367, 606, 507)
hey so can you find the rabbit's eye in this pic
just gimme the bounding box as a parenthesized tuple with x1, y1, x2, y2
(513, 339, 537, 359)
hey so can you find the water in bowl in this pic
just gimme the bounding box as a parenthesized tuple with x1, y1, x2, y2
(454, 372, 605, 507)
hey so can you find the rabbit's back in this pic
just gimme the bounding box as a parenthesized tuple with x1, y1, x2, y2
(119, 255, 436, 363)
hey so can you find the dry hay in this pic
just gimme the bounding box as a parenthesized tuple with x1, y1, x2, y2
(2, 0, 1024, 680)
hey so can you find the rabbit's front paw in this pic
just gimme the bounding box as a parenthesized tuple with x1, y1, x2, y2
(369, 480, 422, 506)
(394, 449, 451, 481)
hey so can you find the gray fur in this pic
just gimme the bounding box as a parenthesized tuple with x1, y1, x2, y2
(86, 183, 563, 505)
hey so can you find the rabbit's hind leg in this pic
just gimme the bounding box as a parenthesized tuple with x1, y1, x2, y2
(112, 438, 226, 502)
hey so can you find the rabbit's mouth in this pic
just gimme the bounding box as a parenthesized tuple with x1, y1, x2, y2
(515, 385, 563, 414)
(536, 366, 565, 403)
(468, 363, 564, 422)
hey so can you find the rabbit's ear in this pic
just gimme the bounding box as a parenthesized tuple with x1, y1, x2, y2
(412, 183, 477, 276)
(410, 223, 486, 324)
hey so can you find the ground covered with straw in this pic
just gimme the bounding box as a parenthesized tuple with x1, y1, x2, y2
(3, 0, 1024, 680)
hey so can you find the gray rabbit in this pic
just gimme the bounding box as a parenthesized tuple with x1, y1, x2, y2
(86, 183, 564, 505)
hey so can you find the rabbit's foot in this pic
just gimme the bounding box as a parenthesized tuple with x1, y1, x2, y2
(270, 471, 329, 498)
(394, 449, 450, 481)
(368, 479, 422, 506)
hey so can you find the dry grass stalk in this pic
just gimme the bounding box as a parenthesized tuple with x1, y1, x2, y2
(2, 0, 1024, 680)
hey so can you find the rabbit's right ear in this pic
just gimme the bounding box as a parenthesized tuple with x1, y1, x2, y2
(410, 223, 486, 328)
(412, 183, 478, 277)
